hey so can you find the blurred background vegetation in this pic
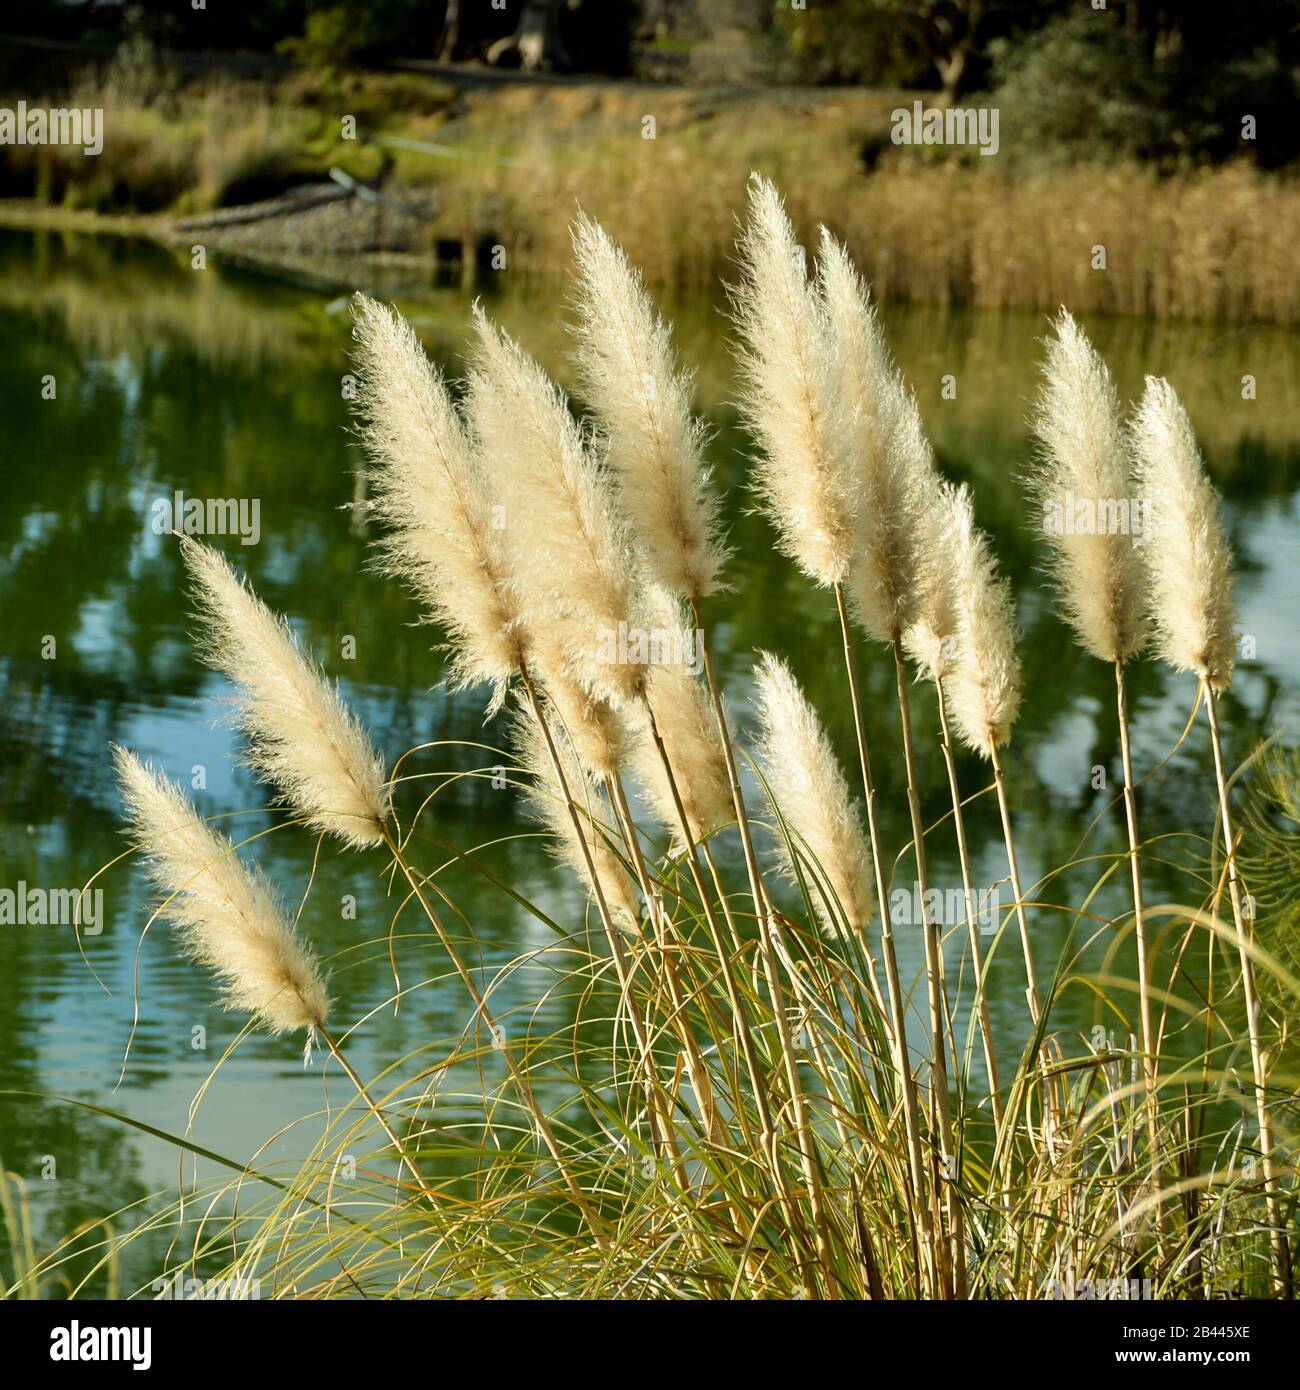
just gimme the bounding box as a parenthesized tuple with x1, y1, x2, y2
(7, 1, 1299, 167)
(1, 4, 1297, 318)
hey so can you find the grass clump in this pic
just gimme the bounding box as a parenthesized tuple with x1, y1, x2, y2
(48, 177, 1298, 1302)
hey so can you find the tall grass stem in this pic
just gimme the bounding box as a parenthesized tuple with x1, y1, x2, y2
(1204, 682, 1292, 1297)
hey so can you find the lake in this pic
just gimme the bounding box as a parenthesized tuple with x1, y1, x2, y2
(1, 226, 1297, 1295)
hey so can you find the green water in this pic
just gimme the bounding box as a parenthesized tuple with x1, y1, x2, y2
(1, 228, 1298, 1294)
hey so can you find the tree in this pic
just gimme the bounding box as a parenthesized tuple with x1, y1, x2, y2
(875, 1, 1061, 101)
(437, 0, 462, 62)
(486, 0, 574, 71)
(770, 1, 1065, 97)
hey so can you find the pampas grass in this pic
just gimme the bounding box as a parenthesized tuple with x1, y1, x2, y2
(818, 228, 923, 645)
(114, 747, 330, 1038)
(569, 216, 776, 1083)
(753, 653, 873, 935)
(355, 282, 699, 1176)
(903, 469, 960, 686)
(88, 177, 1297, 1305)
(815, 223, 968, 1289)
(907, 479, 1004, 1120)
(1131, 376, 1237, 692)
(570, 212, 728, 602)
(348, 296, 648, 1047)
(514, 701, 641, 925)
(1030, 309, 1148, 664)
(113, 746, 439, 1198)
(527, 633, 628, 785)
(939, 476, 1030, 981)
(570, 212, 801, 1184)
(350, 293, 524, 713)
(938, 484, 1045, 1125)
(180, 535, 389, 849)
(182, 526, 606, 1240)
(1032, 310, 1156, 1154)
(946, 485, 1022, 760)
(453, 230, 780, 1197)
(1131, 377, 1288, 1294)
(468, 303, 647, 710)
(731, 175, 852, 588)
(634, 659, 733, 852)
(733, 177, 933, 1277)
(466, 308, 764, 1158)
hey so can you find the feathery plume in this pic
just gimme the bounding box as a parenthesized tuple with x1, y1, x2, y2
(513, 702, 641, 924)
(945, 485, 1022, 757)
(467, 304, 648, 708)
(529, 630, 628, 784)
(180, 536, 389, 849)
(1030, 310, 1147, 663)
(350, 294, 524, 712)
(817, 228, 924, 642)
(1130, 376, 1236, 691)
(114, 746, 330, 1037)
(634, 658, 733, 852)
(902, 467, 960, 682)
(752, 652, 873, 934)
(731, 174, 852, 586)
(569, 212, 728, 600)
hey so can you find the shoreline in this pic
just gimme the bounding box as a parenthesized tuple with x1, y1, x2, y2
(5, 173, 1296, 329)
(2, 46, 1297, 325)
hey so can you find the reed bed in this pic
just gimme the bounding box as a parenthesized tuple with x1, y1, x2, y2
(71, 174, 1297, 1301)
(7, 69, 1299, 321)
(435, 132, 1300, 323)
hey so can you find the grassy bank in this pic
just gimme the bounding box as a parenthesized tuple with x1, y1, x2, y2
(3, 65, 1298, 322)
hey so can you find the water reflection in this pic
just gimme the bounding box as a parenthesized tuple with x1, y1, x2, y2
(1, 227, 1297, 1290)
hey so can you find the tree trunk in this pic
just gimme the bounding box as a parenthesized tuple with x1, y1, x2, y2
(909, 0, 982, 105)
(936, 49, 968, 105)
(486, 0, 572, 73)
(437, 0, 462, 63)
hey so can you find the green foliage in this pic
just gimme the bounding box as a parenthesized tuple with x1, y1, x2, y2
(989, 10, 1166, 163)
(767, 0, 933, 87)
(992, 8, 1300, 168)
(278, 7, 374, 71)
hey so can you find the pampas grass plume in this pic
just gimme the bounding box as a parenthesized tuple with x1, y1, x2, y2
(513, 703, 641, 924)
(732, 174, 852, 587)
(529, 630, 628, 784)
(350, 294, 524, 711)
(1031, 309, 1147, 663)
(902, 467, 959, 682)
(817, 227, 923, 642)
(1130, 376, 1236, 691)
(946, 486, 1022, 757)
(467, 304, 647, 708)
(570, 212, 728, 601)
(180, 536, 389, 849)
(634, 658, 733, 852)
(753, 652, 873, 934)
(114, 746, 330, 1037)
